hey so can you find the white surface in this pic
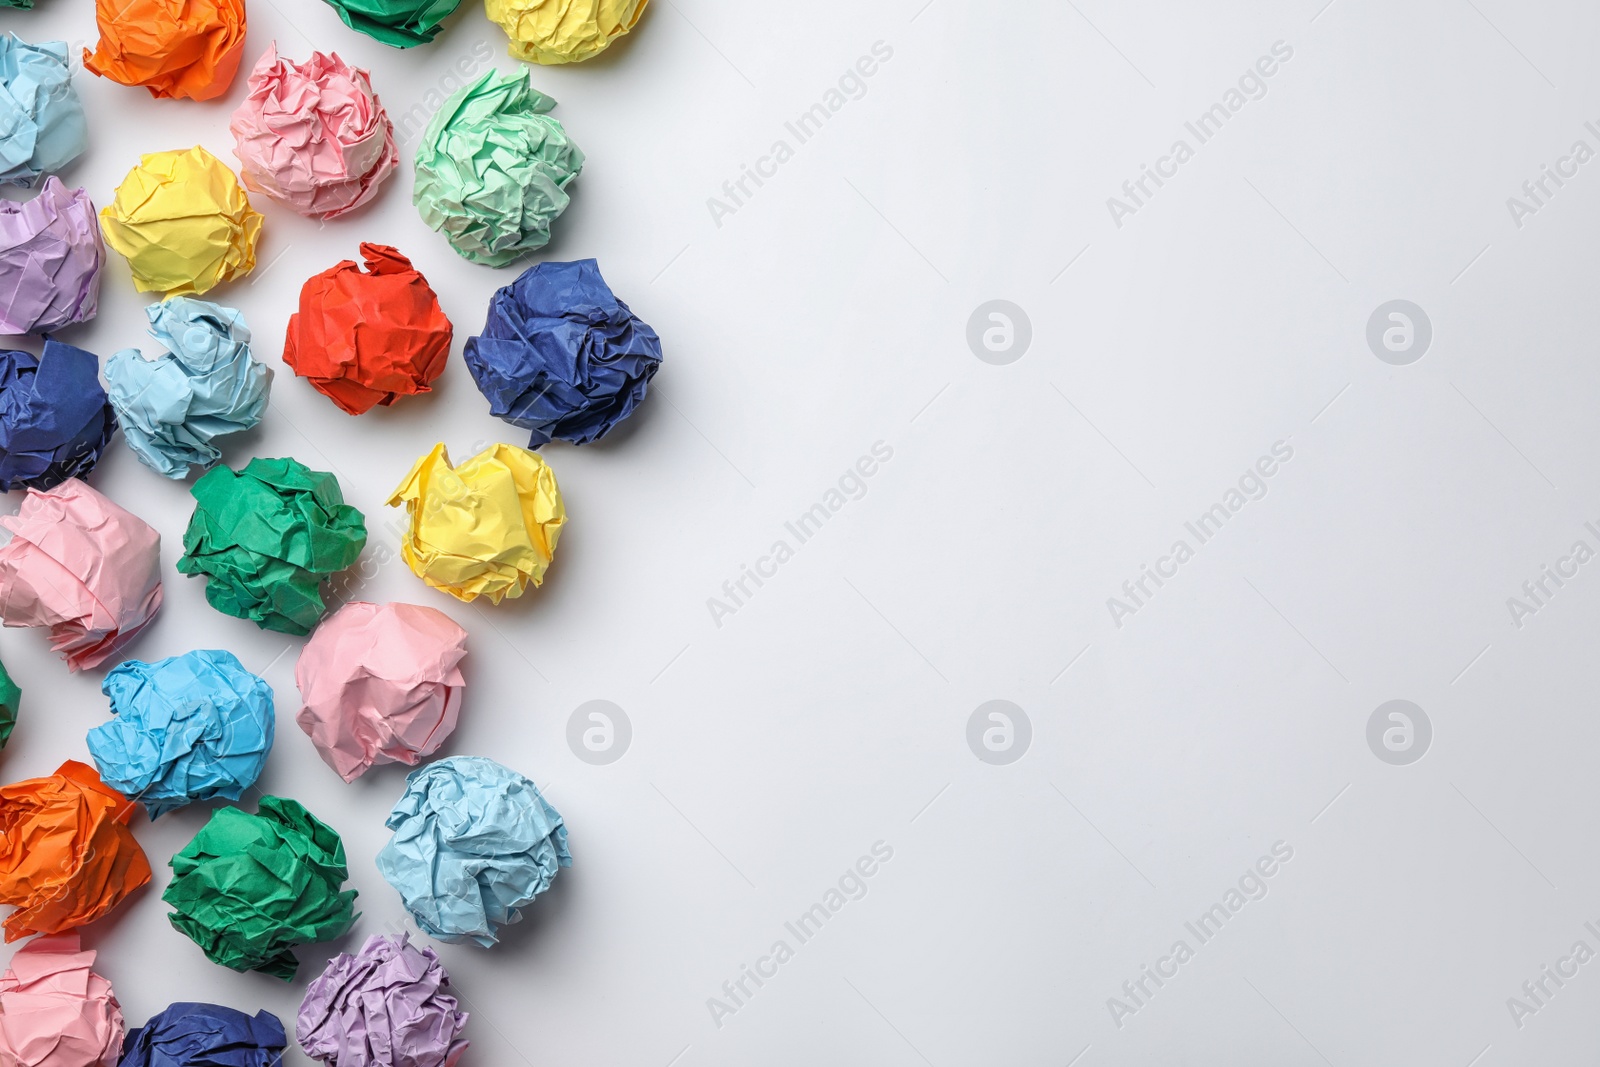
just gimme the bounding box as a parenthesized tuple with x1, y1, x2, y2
(1, 0, 1598, 1063)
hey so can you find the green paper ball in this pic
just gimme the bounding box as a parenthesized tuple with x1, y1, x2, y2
(320, 0, 462, 47)
(177, 457, 367, 635)
(163, 797, 359, 980)
(0, 657, 18, 749)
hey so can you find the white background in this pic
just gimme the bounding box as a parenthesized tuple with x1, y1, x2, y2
(1, 0, 1598, 1064)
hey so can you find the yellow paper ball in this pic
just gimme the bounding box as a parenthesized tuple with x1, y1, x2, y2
(99, 146, 262, 295)
(388, 442, 567, 603)
(486, 0, 649, 64)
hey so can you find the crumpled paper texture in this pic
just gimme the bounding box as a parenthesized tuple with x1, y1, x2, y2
(297, 934, 469, 1067)
(0, 178, 103, 334)
(0, 340, 115, 491)
(82, 0, 245, 101)
(120, 1004, 285, 1067)
(0, 760, 151, 942)
(321, 0, 464, 47)
(231, 46, 397, 220)
(87, 649, 274, 819)
(284, 244, 452, 415)
(376, 756, 569, 946)
(0, 934, 124, 1067)
(106, 297, 269, 479)
(387, 443, 565, 604)
(0, 656, 18, 749)
(0, 1, 33, 10)
(486, 0, 647, 64)
(0, 36, 86, 186)
(295, 601, 468, 782)
(178, 457, 368, 635)
(465, 258, 662, 447)
(0, 479, 163, 671)
(100, 146, 262, 296)
(413, 69, 582, 267)
(163, 797, 360, 980)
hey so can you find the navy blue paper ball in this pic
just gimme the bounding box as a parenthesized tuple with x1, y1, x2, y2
(119, 1003, 286, 1067)
(463, 258, 662, 447)
(0, 339, 115, 491)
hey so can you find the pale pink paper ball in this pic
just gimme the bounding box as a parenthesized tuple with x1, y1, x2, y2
(0, 934, 124, 1067)
(230, 45, 398, 220)
(296, 601, 468, 782)
(0, 479, 163, 671)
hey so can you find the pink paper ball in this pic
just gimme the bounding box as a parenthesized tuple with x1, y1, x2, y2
(296, 601, 468, 781)
(0, 480, 163, 671)
(230, 46, 397, 220)
(0, 934, 124, 1067)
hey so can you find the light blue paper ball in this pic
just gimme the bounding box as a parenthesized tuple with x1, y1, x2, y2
(377, 756, 570, 946)
(0, 36, 87, 186)
(106, 297, 270, 479)
(88, 649, 274, 817)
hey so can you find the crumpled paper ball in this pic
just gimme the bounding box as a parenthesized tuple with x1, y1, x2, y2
(178, 457, 368, 636)
(486, 0, 648, 64)
(0, 656, 18, 750)
(297, 934, 469, 1067)
(0, 36, 87, 186)
(0, 479, 163, 671)
(0, 760, 151, 942)
(163, 796, 360, 980)
(0, 340, 115, 492)
(465, 258, 662, 447)
(121, 1004, 285, 1067)
(413, 69, 583, 267)
(100, 146, 262, 296)
(0, 178, 103, 334)
(376, 757, 569, 946)
(284, 244, 452, 415)
(82, 0, 246, 101)
(296, 601, 468, 782)
(87, 650, 274, 819)
(0, 0, 33, 10)
(105, 297, 269, 479)
(320, 0, 464, 47)
(0, 934, 124, 1067)
(387, 443, 565, 604)
(231, 46, 398, 220)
